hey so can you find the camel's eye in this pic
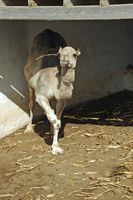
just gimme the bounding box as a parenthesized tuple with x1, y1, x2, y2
(73, 53, 77, 57)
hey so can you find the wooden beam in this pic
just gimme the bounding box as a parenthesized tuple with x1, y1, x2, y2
(28, 0, 37, 7)
(100, 0, 110, 6)
(0, 0, 6, 6)
(63, 0, 73, 7)
(0, 5, 133, 20)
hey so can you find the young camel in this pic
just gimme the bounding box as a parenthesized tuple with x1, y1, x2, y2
(24, 28, 66, 130)
(24, 46, 80, 155)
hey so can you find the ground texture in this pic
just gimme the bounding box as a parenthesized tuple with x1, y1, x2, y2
(0, 91, 133, 200)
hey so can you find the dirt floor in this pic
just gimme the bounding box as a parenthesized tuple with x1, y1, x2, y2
(0, 91, 133, 200)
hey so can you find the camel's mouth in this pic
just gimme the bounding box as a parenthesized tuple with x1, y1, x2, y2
(60, 60, 69, 66)
(60, 62, 74, 69)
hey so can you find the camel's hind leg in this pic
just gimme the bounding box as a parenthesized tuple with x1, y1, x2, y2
(25, 87, 35, 133)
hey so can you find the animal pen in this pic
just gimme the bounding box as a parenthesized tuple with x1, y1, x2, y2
(0, 1, 133, 199)
(0, 0, 133, 138)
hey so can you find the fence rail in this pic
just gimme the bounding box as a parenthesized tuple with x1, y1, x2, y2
(0, 5, 133, 20)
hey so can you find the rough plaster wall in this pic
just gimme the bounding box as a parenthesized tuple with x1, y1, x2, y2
(26, 20, 133, 106)
(0, 21, 30, 138)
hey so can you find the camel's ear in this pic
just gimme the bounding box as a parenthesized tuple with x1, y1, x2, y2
(58, 47, 63, 54)
(76, 48, 81, 56)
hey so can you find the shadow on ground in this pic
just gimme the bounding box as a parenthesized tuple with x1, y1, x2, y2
(34, 90, 133, 145)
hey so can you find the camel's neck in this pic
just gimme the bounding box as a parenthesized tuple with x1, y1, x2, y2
(61, 67, 75, 84)
(59, 67, 76, 100)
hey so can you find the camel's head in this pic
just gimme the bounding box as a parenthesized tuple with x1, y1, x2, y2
(58, 46, 81, 69)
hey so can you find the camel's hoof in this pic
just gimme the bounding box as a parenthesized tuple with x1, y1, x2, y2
(52, 146, 64, 155)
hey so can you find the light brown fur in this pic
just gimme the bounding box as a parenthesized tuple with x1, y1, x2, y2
(24, 46, 80, 155)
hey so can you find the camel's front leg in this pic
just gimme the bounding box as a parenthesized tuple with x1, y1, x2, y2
(36, 94, 64, 155)
(56, 100, 68, 120)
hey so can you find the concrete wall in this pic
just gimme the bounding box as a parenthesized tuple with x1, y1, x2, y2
(0, 21, 29, 109)
(0, 21, 30, 138)
(0, 20, 133, 138)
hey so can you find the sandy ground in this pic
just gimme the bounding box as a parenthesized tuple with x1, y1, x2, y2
(0, 91, 133, 200)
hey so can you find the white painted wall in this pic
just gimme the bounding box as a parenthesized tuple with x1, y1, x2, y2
(0, 20, 133, 138)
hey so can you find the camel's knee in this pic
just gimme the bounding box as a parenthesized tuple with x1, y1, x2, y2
(53, 119, 61, 130)
(47, 109, 57, 124)
(48, 111, 61, 130)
